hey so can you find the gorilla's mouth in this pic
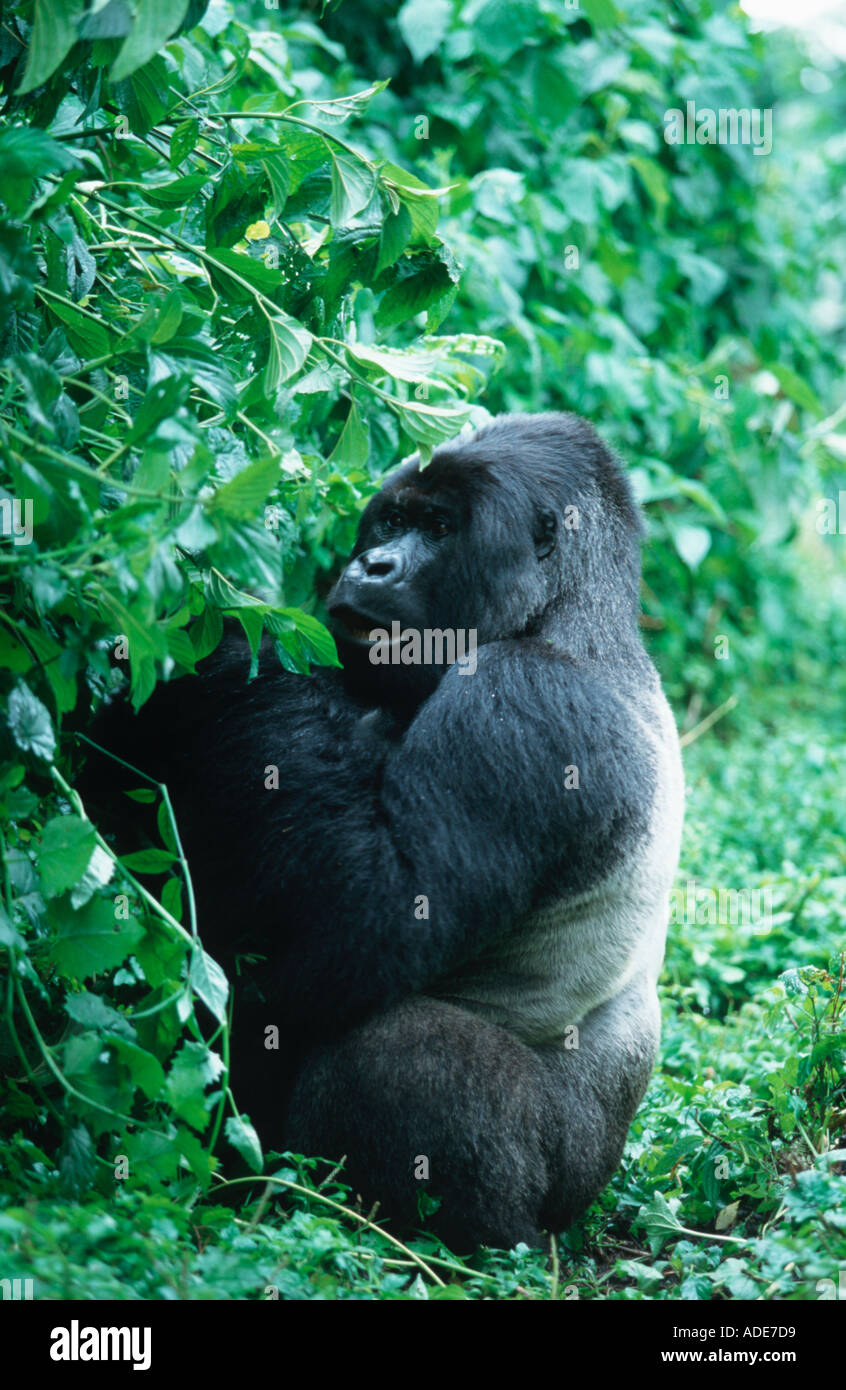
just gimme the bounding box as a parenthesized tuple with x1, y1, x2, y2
(329, 605, 385, 643)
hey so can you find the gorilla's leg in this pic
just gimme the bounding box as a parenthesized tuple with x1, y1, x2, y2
(286, 997, 552, 1251)
(538, 972, 661, 1233)
(286, 976, 660, 1251)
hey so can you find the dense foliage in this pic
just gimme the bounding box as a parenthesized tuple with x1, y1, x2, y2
(0, 0, 843, 1299)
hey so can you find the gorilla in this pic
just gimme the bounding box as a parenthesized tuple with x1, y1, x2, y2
(86, 412, 684, 1251)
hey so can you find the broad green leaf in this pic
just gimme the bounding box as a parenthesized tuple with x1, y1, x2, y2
(225, 1114, 263, 1173)
(376, 203, 413, 274)
(630, 155, 670, 214)
(120, 848, 178, 873)
(43, 298, 110, 360)
(140, 173, 209, 207)
(169, 117, 199, 169)
(212, 456, 280, 520)
(672, 523, 711, 570)
(376, 249, 459, 330)
(206, 247, 283, 297)
(189, 947, 229, 1024)
(264, 313, 312, 394)
(0, 127, 79, 214)
(165, 1040, 224, 1130)
(38, 815, 97, 898)
(7, 684, 56, 762)
(296, 82, 389, 126)
(64, 990, 135, 1037)
(111, 0, 190, 83)
(109, 1036, 166, 1101)
(398, 0, 451, 64)
(0, 627, 32, 673)
(346, 343, 440, 383)
(17, 0, 84, 94)
(329, 149, 377, 226)
(150, 290, 184, 345)
(395, 399, 472, 451)
(47, 898, 146, 980)
(637, 1191, 685, 1253)
(770, 364, 822, 415)
(581, 0, 624, 26)
(266, 610, 340, 669)
(190, 605, 224, 661)
(328, 401, 369, 468)
(70, 845, 116, 910)
(235, 606, 265, 659)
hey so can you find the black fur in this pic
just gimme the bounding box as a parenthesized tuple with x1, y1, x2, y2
(84, 413, 682, 1250)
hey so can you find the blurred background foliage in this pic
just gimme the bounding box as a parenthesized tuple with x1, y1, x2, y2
(0, 0, 843, 1298)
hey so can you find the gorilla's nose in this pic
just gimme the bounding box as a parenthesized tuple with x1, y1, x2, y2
(357, 547, 405, 582)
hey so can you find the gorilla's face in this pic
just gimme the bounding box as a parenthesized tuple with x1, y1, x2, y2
(327, 445, 551, 704)
(327, 413, 642, 706)
(328, 482, 464, 646)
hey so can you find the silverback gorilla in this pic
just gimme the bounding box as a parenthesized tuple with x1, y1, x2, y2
(87, 413, 684, 1251)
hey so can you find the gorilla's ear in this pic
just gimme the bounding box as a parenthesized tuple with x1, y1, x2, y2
(533, 509, 557, 559)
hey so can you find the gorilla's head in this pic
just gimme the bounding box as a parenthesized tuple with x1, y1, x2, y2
(328, 413, 644, 703)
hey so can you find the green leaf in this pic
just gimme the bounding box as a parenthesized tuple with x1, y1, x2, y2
(0, 627, 32, 673)
(70, 845, 115, 910)
(206, 247, 283, 298)
(297, 82, 389, 126)
(109, 1036, 166, 1100)
(225, 1114, 264, 1173)
(328, 401, 369, 468)
(17, 0, 84, 95)
(161, 876, 182, 922)
(376, 249, 459, 330)
(190, 605, 224, 661)
(637, 1191, 685, 1253)
(329, 150, 377, 227)
(398, 0, 451, 64)
(150, 290, 184, 345)
(7, 684, 56, 762)
(169, 117, 199, 169)
(264, 313, 313, 395)
(64, 990, 135, 1038)
(581, 0, 624, 26)
(120, 848, 178, 873)
(0, 128, 79, 215)
(380, 163, 447, 244)
(630, 155, 670, 215)
(266, 610, 340, 669)
(165, 627, 196, 673)
(770, 364, 822, 415)
(164, 1040, 224, 1131)
(140, 173, 209, 207)
(376, 202, 413, 274)
(394, 399, 471, 450)
(43, 297, 111, 360)
(189, 947, 229, 1024)
(38, 815, 97, 898)
(672, 523, 711, 570)
(235, 606, 265, 659)
(21, 625, 77, 715)
(47, 898, 146, 980)
(212, 456, 280, 520)
(110, 0, 191, 83)
(346, 343, 440, 382)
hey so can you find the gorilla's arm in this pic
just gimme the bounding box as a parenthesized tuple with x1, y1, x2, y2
(86, 636, 650, 1045)
(255, 641, 651, 1044)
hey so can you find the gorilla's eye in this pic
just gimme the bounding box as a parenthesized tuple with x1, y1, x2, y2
(383, 508, 405, 531)
(429, 517, 451, 538)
